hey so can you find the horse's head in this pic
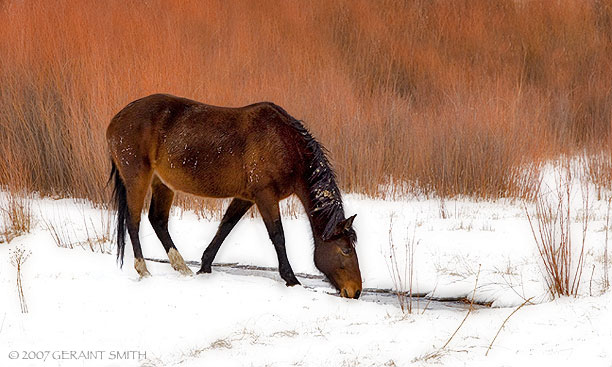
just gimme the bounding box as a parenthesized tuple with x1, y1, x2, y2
(314, 214, 362, 299)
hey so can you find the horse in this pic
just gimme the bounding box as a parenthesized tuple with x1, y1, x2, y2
(106, 94, 362, 298)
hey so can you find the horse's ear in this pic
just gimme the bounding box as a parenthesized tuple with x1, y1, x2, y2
(336, 214, 356, 234)
(342, 214, 356, 231)
(324, 215, 357, 241)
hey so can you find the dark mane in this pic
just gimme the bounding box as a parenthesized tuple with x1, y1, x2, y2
(270, 104, 345, 239)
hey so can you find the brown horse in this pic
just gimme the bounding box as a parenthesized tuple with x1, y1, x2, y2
(106, 94, 362, 298)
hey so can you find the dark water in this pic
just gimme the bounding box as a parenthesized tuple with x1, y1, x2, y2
(146, 257, 482, 311)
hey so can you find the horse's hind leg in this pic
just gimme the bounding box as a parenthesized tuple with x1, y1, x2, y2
(124, 167, 154, 278)
(149, 177, 193, 276)
(198, 198, 253, 274)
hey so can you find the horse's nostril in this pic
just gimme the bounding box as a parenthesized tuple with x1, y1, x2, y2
(354, 289, 361, 299)
(343, 289, 349, 298)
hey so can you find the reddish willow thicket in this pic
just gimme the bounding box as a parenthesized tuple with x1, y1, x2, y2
(1, 0, 611, 211)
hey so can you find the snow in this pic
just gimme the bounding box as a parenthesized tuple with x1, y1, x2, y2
(1, 183, 611, 366)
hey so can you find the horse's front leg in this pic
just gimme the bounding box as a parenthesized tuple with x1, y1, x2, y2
(256, 198, 300, 286)
(198, 198, 253, 274)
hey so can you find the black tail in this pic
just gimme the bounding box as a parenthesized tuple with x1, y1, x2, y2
(108, 160, 128, 267)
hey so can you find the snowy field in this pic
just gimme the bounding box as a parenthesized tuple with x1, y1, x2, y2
(1, 178, 611, 366)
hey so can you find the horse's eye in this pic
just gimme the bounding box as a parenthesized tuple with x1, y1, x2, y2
(341, 247, 352, 256)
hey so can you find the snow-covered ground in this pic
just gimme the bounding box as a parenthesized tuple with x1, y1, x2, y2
(1, 178, 611, 366)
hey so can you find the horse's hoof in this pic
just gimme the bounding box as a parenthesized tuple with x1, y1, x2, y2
(285, 278, 301, 287)
(168, 248, 192, 276)
(135, 258, 151, 278)
(178, 266, 194, 276)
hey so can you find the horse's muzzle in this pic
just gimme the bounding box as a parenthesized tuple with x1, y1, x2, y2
(342, 287, 362, 299)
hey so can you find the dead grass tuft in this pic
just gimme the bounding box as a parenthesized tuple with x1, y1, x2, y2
(0, 193, 33, 243)
(385, 215, 418, 314)
(10, 246, 31, 313)
(525, 162, 590, 298)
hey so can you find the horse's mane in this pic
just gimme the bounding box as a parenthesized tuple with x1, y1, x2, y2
(269, 104, 345, 239)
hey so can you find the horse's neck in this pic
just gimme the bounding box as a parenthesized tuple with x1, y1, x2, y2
(295, 182, 343, 245)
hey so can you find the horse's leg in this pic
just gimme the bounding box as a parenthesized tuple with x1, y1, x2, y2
(198, 198, 253, 274)
(149, 177, 193, 276)
(256, 199, 300, 286)
(124, 168, 153, 278)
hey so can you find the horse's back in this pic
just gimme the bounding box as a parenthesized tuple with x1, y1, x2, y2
(107, 94, 305, 200)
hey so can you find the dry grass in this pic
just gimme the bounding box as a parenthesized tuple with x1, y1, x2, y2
(525, 163, 590, 298)
(385, 215, 418, 314)
(584, 146, 612, 201)
(440, 264, 481, 350)
(0, 193, 33, 243)
(41, 207, 113, 254)
(1, 0, 612, 209)
(485, 296, 533, 356)
(10, 246, 31, 313)
(603, 194, 611, 291)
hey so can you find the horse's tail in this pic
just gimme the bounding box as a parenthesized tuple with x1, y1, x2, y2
(108, 159, 128, 267)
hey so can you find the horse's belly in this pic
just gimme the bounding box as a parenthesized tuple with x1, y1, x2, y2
(154, 158, 247, 199)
